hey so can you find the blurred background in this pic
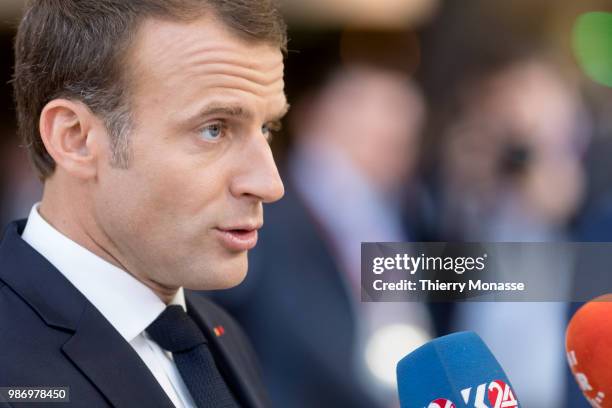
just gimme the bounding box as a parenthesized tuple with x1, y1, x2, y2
(3, 0, 612, 407)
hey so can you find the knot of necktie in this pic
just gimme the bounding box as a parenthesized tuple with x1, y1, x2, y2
(146, 305, 207, 353)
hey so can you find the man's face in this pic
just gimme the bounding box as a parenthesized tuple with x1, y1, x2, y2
(92, 15, 286, 291)
(312, 67, 424, 192)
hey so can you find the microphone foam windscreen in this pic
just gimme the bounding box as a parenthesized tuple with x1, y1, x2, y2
(566, 294, 612, 407)
(396, 331, 519, 408)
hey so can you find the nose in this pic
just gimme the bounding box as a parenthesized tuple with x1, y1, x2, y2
(230, 132, 285, 203)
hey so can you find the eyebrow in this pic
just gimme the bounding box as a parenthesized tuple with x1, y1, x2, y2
(196, 102, 291, 123)
(275, 103, 291, 121)
(198, 104, 252, 120)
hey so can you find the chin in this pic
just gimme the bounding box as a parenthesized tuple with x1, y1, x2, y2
(216, 270, 248, 289)
(184, 256, 248, 290)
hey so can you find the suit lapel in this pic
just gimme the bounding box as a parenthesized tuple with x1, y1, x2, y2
(62, 303, 174, 408)
(0, 221, 173, 408)
(186, 292, 267, 408)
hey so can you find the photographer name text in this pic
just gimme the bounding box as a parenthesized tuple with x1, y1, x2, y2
(372, 279, 526, 292)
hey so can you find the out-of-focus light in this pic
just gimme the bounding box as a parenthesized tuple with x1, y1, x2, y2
(364, 324, 430, 388)
(573, 11, 612, 87)
(281, 0, 438, 29)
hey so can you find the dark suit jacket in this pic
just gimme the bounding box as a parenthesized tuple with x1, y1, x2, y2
(211, 185, 382, 408)
(0, 220, 269, 408)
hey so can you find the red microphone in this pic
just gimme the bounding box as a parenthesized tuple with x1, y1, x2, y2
(566, 294, 612, 407)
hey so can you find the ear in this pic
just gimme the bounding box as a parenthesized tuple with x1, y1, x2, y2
(39, 99, 103, 180)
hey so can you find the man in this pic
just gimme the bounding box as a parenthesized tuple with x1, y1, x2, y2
(1, 0, 287, 407)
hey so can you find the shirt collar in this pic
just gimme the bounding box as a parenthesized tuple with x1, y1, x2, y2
(21, 203, 185, 342)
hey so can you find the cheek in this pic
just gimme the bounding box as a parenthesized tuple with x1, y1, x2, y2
(100, 125, 238, 244)
(130, 138, 229, 217)
(93, 166, 218, 264)
(95, 168, 150, 224)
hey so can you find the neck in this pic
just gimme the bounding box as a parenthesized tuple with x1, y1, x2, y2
(38, 182, 178, 304)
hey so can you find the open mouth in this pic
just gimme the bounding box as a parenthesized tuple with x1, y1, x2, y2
(214, 228, 259, 251)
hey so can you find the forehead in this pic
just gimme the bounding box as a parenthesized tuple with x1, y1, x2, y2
(127, 14, 286, 115)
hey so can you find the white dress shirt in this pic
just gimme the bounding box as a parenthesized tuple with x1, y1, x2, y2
(21, 204, 196, 408)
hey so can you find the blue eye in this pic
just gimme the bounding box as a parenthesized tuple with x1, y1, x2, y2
(262, 123, 280, 142)
(200, 123, 224, 141)
(261, 125, 273, 143)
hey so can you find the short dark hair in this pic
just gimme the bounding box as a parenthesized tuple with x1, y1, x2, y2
(13, 0, 287, 179)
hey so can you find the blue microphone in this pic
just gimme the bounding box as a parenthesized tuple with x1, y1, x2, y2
(396, 331, 520, 408)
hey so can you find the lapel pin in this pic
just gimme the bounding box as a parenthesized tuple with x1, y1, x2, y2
(213, 325, 225, 337)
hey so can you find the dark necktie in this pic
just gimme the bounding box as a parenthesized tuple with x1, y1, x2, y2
(146, 305, 239, 408)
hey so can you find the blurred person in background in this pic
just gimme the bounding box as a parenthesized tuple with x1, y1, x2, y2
(438, 57, 588, 242)
(434, 55, 591, 407)
(212, 32, 434, 408)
